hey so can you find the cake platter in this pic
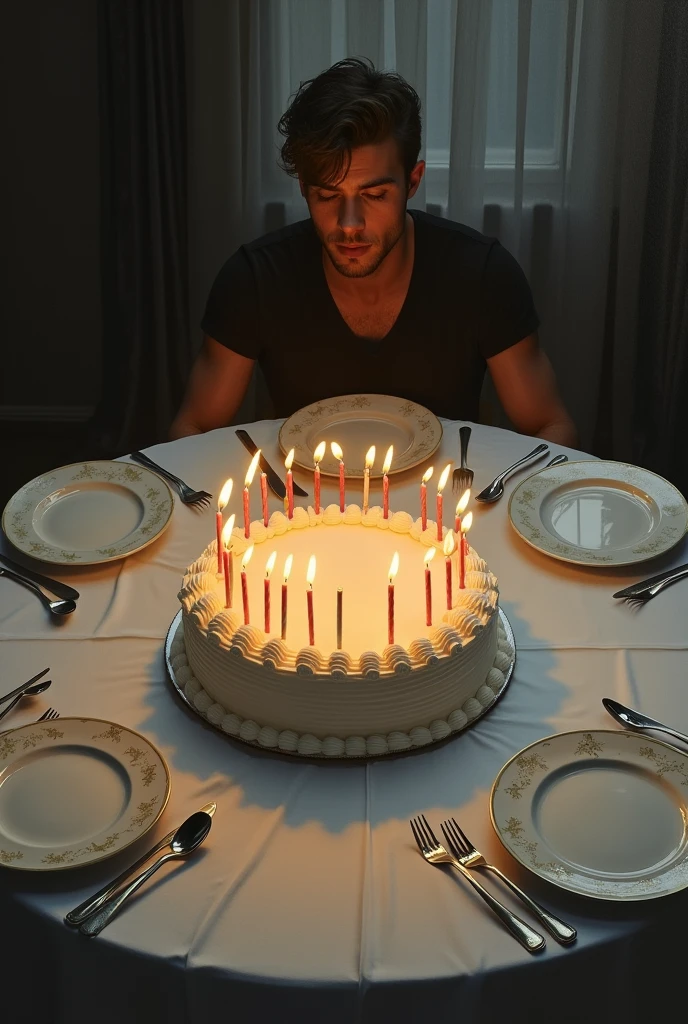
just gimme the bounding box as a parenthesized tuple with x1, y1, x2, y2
(164, 608, 515, 762)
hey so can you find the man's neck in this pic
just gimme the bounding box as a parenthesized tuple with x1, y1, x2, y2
(322, 212, 415, 304)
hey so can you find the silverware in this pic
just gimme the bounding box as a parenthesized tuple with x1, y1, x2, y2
(0, 680, 52, 723)
(0, 552, 80, 601)
(235, 429, 308, 498)
(440, 818, 576, 945)
(452, 426, 474, 495)
(475, 443, 550, 503)
(409, 814, 545, 953)
(612, 562, 688, 602)
(65, 801, 217, 927)
(0, 667, 50, 708)
(37, 708, 59, 722)
(603, 698, 688, 748)
(0, 566, 76, 615)
(79, 810, 213, 936)
(545, 454, 568, 468)
(129, 452, 212, 509)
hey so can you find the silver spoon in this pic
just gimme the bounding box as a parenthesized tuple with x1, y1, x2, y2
(0, 679, 52, 724)
(80, 810, 213, 936)
(475, 443, 550, 503)
(0, 566, 76, 616)
(602, 698, 688, 748)
(545, 454, 568, 467)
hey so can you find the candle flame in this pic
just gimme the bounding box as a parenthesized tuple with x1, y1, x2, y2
(217, 478, 233, 511)
(221, 513, 236, 548)
(313, 441, 326, 464)
(461, 511, 473, 534)
(456, 488, 470, 515)
(365, 445, 376, 469)
(382, 445, 394, 475)
(423, 547, 436, 566)
(437, 463, 451, 494)
(306, 555, 316, 586)
(330, 441, 343, 462)
(283, 553, 293, 583)
(244, 450, 261, 487)
(241, 544, 254, 570)
(388, 551, 399, 583)
(265, 550, 277, 578)
(284, 448, 295, 471)
(443, 531, 456, 556)
(422, 466, 434, 484)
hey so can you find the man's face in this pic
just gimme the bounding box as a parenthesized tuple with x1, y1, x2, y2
(301, 137, 424, 279)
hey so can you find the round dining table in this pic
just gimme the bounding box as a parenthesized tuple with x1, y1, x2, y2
(1, 418, 687, 1024)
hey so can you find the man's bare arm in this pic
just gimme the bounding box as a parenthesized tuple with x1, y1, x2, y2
(487, 334, 578, 447)
(169, 336, 256, 439)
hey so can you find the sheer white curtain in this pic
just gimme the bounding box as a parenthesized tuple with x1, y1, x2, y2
(186, 0, 664, 451)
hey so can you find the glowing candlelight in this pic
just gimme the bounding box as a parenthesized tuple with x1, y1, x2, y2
(281, 553, 293, 640)
(460, 512, 473, 589)
(420, 466, 433, 532)
(382, 445, 393, 519)
(336, 587, 343, 649)
(260, 472, 269, 527)
(284, 449, 295, 519)
(215, 478, 233, 574)
(388, 551, 399, 645)
(264, 550, 276, 633)
(444, 530, 455, 610)
(436, 463, 451, 542)
(243, 450, 261, 538)
(424, 547, 436, 626)
(313, 441, 326, 514)
(331, 441, 345, 512)
(306, 555, 316, 645)
(362, 445, 376, 514)
(241, 543, 254, 624)
(221, 514, 236, 609)
(455, 488, 470, 537)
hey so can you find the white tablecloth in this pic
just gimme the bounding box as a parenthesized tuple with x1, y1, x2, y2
(2, 420, 686, 1024)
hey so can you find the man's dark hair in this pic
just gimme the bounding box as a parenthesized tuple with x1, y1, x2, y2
(278, 57, 422, 187)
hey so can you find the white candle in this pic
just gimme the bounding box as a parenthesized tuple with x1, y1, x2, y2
(362, 445, 376, 515)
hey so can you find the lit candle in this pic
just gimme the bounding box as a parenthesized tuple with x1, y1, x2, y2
(221, 514, 236, 608)
(313, 441, 326, 515)
(306, 555, 316, 646)
(460, 512, 473, 589)
(264, 550, 276, 633)
(362, 445, 376, 514)
(444, 530, 455, 610)
(241, 544, 254, 624)
(260, 472, 269, 527)
(331, 441, 345, 512)
(424, 547, 436, 626)
(336, 588, 343, 649)
(382, 445, 393, 519)
(281, 553, 293, 640)
(420, 467, 433, 532)
(436, 463, 451, 542)
(215, 478, 233, 574)
(243, 450, 261, 539)
(388, 551, 399, 645)
(455, 488, 470, 538)
(284, 449, 295, 519)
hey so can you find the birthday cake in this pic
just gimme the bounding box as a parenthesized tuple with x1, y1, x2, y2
(169, 504, 514, 757)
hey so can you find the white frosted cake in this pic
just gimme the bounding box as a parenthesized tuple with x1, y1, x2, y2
(170, 504, 514, 757)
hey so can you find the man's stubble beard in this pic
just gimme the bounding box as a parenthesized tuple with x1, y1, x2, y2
(320, 212, 407, 280)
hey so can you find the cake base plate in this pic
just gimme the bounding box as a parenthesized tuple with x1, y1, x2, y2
(164, 609, 515, 761)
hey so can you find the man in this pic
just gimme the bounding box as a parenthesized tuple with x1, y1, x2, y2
(171, 58, 577, 446)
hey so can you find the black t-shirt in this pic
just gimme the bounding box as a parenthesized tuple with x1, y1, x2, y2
(201, 210, 539, 421)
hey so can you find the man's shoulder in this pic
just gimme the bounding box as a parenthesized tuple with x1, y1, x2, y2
(412, 209, 496, 251)
(242, 217, 316, 256)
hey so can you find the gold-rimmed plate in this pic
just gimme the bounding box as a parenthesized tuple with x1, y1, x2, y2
(278, 394, 442, 477)
(0, 718, 170, 871)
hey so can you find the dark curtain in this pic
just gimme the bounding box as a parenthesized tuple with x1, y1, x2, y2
(92, 0, 192, 455)
(633, 0, 688, 493)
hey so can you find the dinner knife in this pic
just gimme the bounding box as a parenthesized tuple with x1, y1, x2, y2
(612, 562, 688, 600)
(235, 429, 308, 497)
(0, 667, 50, 708)
(0, 552, 80, 602)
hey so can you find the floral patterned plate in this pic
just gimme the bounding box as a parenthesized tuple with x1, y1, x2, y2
(278, 394, 442, 477)
(508, 460, 688, 566)
(0, 718, 170, 871)
(2, 460, 175, 565)
(490, 729, 688, 901)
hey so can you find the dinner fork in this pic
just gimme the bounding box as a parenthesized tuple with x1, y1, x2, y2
(440, 818, 576, 944)
(37, 708, 59, 722)
(409, 815, 545, 952)
(613, 563, 688, 603)
(452, 426, 474, 495)
(129, 452, 212, 509)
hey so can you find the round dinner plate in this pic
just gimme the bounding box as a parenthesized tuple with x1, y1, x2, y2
(278, 394, 443, 478)
(508, 460, 688, 567)
(2, 460, 175, 565)
(491, 729, 688, 901)
(0, 718, 170, 871)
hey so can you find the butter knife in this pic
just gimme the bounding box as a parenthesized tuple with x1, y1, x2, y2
(0, 552, 80, 602)
(235, 429, 308, 498)
(612, 562, 688, 600)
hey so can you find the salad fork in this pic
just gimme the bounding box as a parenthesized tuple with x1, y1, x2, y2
(409, 814, 545, 952)
(129, 452, 212, 509)
(37, 708, 59, 722)
(440, 818, 576, 944)
(452, 426, 474, 495)
(613, 562, 688, 603)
